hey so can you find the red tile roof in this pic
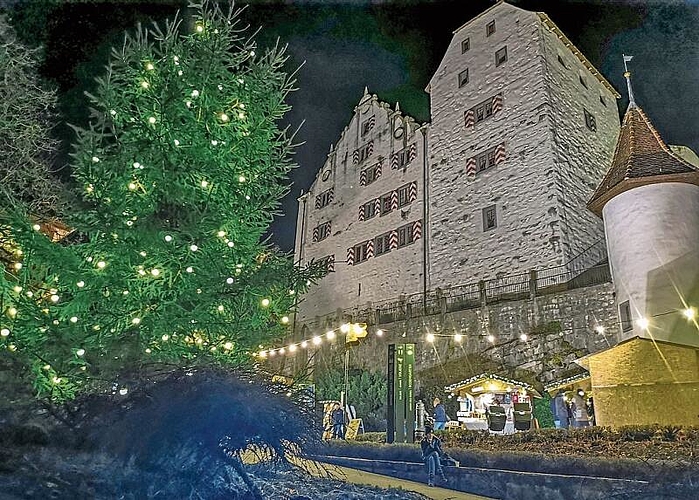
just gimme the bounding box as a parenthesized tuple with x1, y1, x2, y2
(588, 106, 698, 216)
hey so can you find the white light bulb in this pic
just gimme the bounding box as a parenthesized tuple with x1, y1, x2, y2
(245, 195, 250, 200)
(217, 305, 224, 312)
(376, 329, 383, 337)
(119, 388, 128, 396)
(683, 307, 696, 320)
(186, 267, 194, 273)
(186, 100, 192, 108)
(162, 334, 169, 341)
(132, 317, 141, 325)
(312, 336, 322, 345)
(594, 325, 605, 334)
(259, 350, 267, 358)
(110, 109, 117, 116)
(190, 244, 198, 252)
(195, 23, 204, 33)
(201, 180, 209, 188)
(148, 117, 156, 124)
(0, 329, 10, 337)
(227, 241, 234, 248)
(426, 333, 435, 343)
(261, 298, 270, 307)
(128, 182, 137, 190)
(139, 251, 147, 257)
(177, 70, 183, 76)
(164, 235, 173, 242)
(191, 90, 200, 97)
(454, 333, 462, 342)
(224, 342, 233, 350)
(340, 324, 350, 334)
(145, 348, 152, 354)
(26, 291, 33, 298)
(238, 175, 246, 183)
(13, 262, 22, 270)
(279, 347, 285, 354)
(32, 223, 42, 231)
(289, 344, 297, 352)
(249, 50, 255, 57)
(173, 56, 179, 62)
(211, 140, 218, 146)
(217, 230, 226, 237)
(70, 316, 78, 323)
(97, 261, 106, 269)
(174, 139, 180, 146)
(637, 317, 650, 330)
(220, 113, 229, 122)
(520, 334, 528, 341)
(281, 316, 290, 324)
(301, 341, 308, 348)
(133, 162, 140, 169)
(141, 81, 149, 89)
(52, 377, 62, 384)
(76, 348, 85, 356)
(487, 334, 495, 343)
(13, 286, 22, 293)
(226, 277, 234, 284)
(7, 307, 17, 317)
(146, 62, 154, 71)
(150, 268, 161, 277)
(50, 294, 60, 303)
(326, 330, 336, 340)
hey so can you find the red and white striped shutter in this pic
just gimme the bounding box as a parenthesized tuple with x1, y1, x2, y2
(346, 247, 354, 266)
(312, 226, 319, 242)
(408, 143, 417, 162)
(492, 93, 503, 114)
(315, 195, 321, 209)
(327, 255, 335, 273)
(409, 182, 418, 203)
(464, 109, 475, 128)
(389, 230, 398, 250)
(390, 191, 398, 211)
(367, 141, 374, 157)
(352, 150, 360, 164)
(375, 162, 382, 179)
(466, 157, 477, 177)
(328, 187, 334, 203)
(366, 239, 374, 259)
(495, 142, 506, 165)
(391, 153, 399, 170)
(359, 169, 367, 186)
(374, 198, 381, 214)
(413, 220, 422, 241)
(358, 204, 365, 221)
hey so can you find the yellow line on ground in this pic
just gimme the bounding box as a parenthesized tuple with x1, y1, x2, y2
(300, 458, 494, 500)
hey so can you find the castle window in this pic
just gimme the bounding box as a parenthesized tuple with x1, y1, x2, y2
(315, 188, 333, 209)
(381, 193, 393, 215)
(396, 185, 407, 208)
(358, 142, 373, 162)
(495, 46, 507, 67)
(461, 37, 470, 53)
(458, 68, 469, 88)
(375, 232, 392, 256)
(354, 242, 370, 264)
(361, 116, 375, 136)
(313, 221, 331, 242)
(392, 144, 416, 169)
(362, 200, 378, 220)
(362, 163, 381, 185)
(482, 205, 497, 231)
(579, 74, 588, 89)
(486, 20, 496, 37)
(584, 108, 597, 132)
(465, 93, 502, 128)
(397, 223, 415, 248)
(599, 95, 607, 107)
(619, 300, 632, 332)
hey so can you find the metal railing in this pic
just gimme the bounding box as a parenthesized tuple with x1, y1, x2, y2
(299, 240, 611, 329)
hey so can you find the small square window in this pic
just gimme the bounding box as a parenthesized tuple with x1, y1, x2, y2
(461, 38, 470, 53)
(354, 242, 369, 264)
(579, 75, 588, 89)
(361, 116, 375, 136)
(458, 68, 469, 88)
(619, 300, 632, 332)
(584, 108, 597, 132)
(482, 205, 497, 231)
(397, 224, 414, 248)
(381, 194, 392, 215)
(375, 233, 392, 256)
(363, 200, 378, 220)
(495, 46, 507, 67)
(486, 21, 496, 37)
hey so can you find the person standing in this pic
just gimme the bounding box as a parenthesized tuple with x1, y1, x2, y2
(433, 398, 448, 430)
(331, 403, 345, 439)
(421, 427, 448, 487)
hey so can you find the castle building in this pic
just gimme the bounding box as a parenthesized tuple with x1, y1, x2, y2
(294, 1, 620, 323)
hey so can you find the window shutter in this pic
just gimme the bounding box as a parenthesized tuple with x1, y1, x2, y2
(346, 247, 354, 266)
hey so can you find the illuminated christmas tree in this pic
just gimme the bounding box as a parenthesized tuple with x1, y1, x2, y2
(1, 2, 319, 400)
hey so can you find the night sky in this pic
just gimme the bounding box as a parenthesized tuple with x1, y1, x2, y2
(5, 0, 698, 251)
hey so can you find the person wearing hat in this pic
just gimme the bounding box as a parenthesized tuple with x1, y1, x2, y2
(420, 427, 448, 487)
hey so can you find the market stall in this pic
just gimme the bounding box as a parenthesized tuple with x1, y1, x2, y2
(445, 373, 541, 433)
(544, 372, 593, 427)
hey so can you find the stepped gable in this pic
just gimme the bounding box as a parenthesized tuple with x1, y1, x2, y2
(588, 105, 699, 216)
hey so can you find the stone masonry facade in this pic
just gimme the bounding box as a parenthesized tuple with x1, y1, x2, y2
(294, 91, 427, 322)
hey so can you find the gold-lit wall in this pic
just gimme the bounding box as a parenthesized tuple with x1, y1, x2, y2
(588, 337, 699, 427)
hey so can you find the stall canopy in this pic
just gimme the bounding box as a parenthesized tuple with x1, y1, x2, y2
(445, 373, 542, 398)
(543, 372, 591, 396)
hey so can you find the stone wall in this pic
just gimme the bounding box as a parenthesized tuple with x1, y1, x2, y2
(290, 281, 618, 387)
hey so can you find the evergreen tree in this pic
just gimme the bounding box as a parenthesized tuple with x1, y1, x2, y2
(0, 1, 319, 400)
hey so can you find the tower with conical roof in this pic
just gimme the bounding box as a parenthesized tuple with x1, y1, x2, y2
(580, 62, 699, 427)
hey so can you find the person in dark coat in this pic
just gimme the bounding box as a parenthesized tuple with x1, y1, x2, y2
(420, 427, 447, 487)
(331, 403, 345, 439)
